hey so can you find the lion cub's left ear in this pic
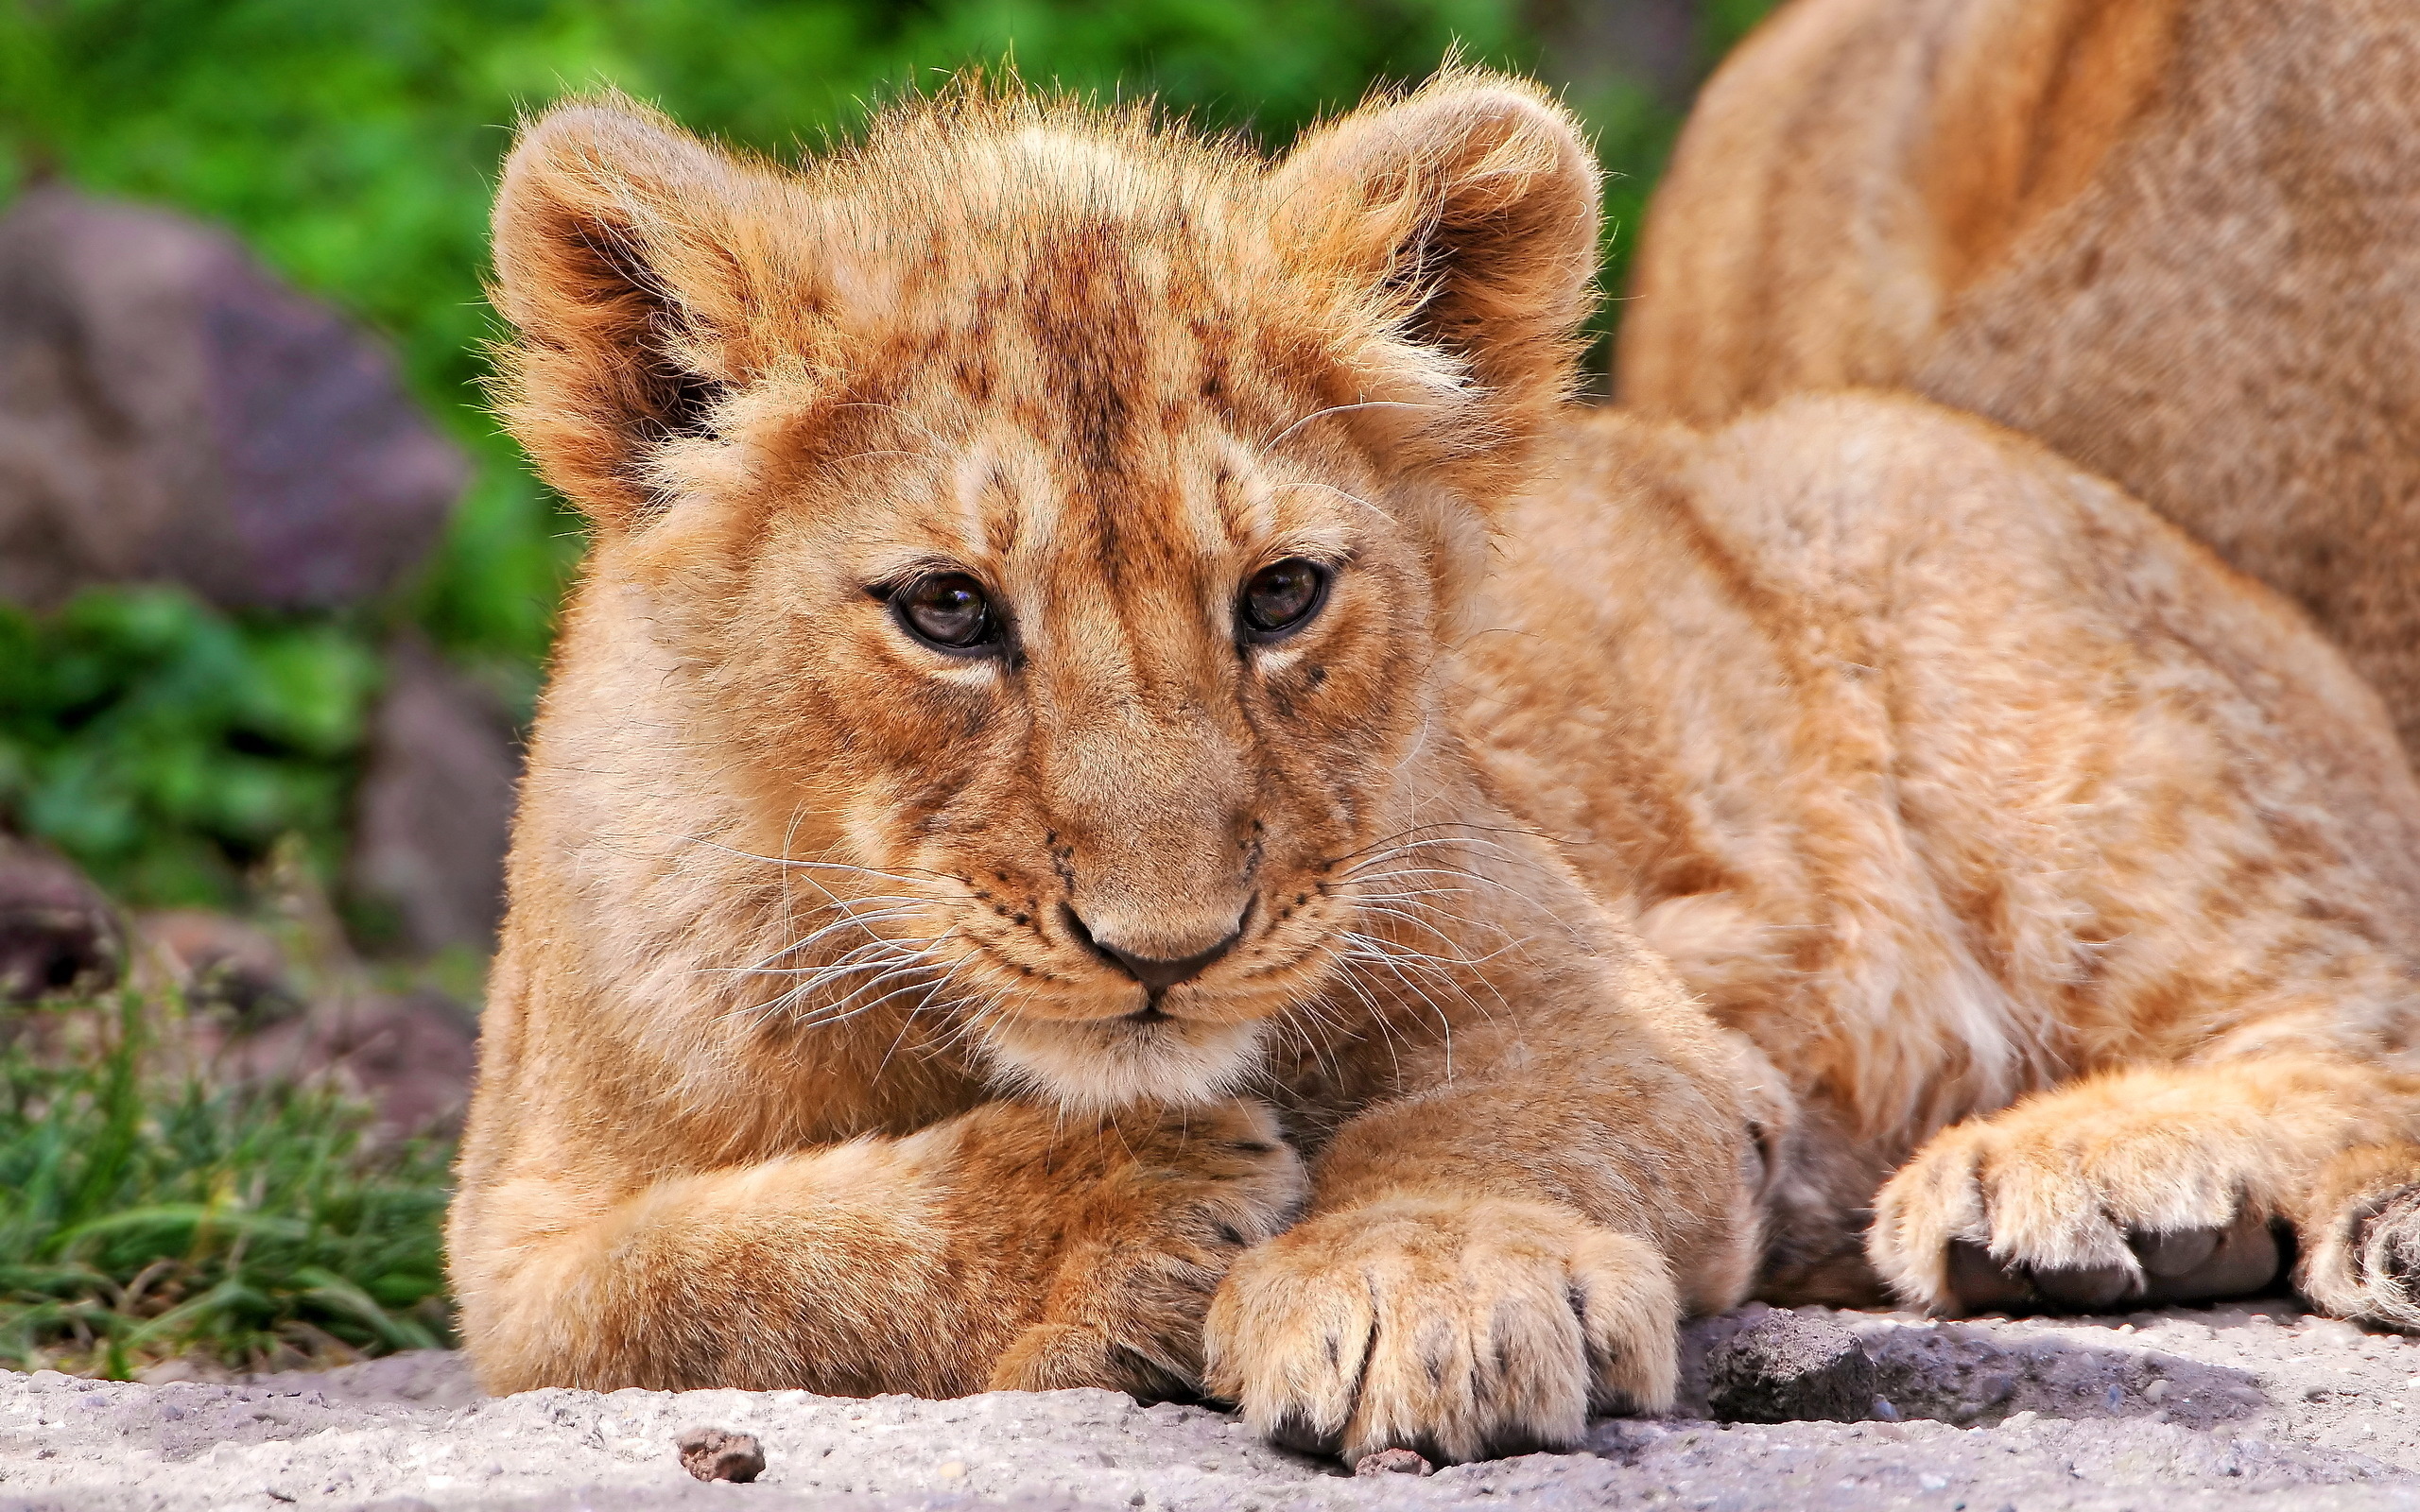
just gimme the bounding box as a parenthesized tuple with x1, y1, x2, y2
(1270, 72, 1599, 451)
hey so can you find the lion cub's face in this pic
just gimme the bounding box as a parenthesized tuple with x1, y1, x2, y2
(493, 81, 1597, 1107)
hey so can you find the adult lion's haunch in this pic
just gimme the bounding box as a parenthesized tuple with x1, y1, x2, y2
(450, 73, 2420, 1465)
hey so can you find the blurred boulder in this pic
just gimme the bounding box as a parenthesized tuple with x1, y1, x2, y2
(0, 833, 120, 1002)
(138, 908, 300, 1022)
(222, 988, 479, 1137)
(1527, 0, 1703, 111)
(348, 635, 519, 954)
(0, 183, 464, 610)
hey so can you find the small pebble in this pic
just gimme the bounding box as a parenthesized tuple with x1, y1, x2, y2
(677, 1425, 767, 1484)
(1707, 1311, 1877, 1424)
(1355, 1448, 1434, 1477)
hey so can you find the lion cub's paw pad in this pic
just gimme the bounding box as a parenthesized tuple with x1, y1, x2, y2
(1942, 1214, 2282, 1314)
(1204, 1197, 1679, 1465)
(1873, 1091, 2299, 1315)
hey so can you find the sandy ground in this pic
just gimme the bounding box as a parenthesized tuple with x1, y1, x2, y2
(9, 1302, 2420, 1510)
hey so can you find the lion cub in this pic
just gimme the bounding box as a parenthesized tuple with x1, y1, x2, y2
(451, 74, 2420, 1463)
(1618, 0, 2420, 757)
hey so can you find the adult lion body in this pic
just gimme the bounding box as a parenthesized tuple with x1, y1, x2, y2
(450, 76, 2420, 1463)
(1617, 0, 2420, 754)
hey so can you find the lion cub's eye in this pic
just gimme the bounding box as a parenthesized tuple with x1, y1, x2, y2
(892, 572, 999, 652)
(1239, 558, 1329, 640)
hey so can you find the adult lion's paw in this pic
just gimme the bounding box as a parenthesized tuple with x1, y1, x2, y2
(987, 1101, 1306, 1400)
(1202, 1196, 1678, 1464)
(1870, 1080, 2290, 1314)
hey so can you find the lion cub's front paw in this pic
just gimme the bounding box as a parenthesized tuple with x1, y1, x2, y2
(1870, 1080, 2290, 1314)
(987, 1101, 1306, 1400)
(2294, 1143, 2420, 1331)
(1202, 1196, 1678, 1464)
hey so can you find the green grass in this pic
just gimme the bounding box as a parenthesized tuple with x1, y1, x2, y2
(0, 991, 452, 1379)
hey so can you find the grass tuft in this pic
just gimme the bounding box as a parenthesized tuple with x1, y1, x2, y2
(0, 989, 452, 1379)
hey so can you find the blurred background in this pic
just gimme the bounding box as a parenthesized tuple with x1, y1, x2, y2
(0, 0, 1774, 1379)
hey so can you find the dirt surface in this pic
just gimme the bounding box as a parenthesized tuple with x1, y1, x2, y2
(9, 1302, 2420, 1510)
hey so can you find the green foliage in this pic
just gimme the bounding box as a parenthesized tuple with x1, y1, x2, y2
(0, 993, 452, 1377)
(0, 590, 380, 909)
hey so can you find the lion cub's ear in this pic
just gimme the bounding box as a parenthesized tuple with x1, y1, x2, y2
(1270, 72, 1599, 449)
(490, 97, 815, 530)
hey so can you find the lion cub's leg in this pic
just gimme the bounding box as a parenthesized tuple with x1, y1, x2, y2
(1202, 979, 1770, 1465)
(1870, 1059, 2420, 1317)
(453, 1100, 1303, 1397)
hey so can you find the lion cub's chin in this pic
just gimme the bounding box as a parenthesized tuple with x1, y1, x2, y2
(981, 1013, 1271, 1113)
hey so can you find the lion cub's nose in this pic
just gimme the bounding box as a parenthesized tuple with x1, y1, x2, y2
(1063, 904, 1246, 991)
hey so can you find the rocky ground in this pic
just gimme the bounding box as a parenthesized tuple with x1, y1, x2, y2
(9, 1301, 2420, 1511)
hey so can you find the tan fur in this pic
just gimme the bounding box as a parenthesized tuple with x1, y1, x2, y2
(1464, 397, 2420, 1312)
(1617, 0, 2420, 757)
(453, 75, 2420, 1464)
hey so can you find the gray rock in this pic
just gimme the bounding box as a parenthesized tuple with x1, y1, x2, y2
(348, 634, 519, 954)
(1355, 1447, 1434, 1476)
(0, 833, 118, 1003)
(674, 1426, 765, 1484)
(137, 908, 299, 1022)
(1704, 1305, 1878, 1423)
(0, 184, 463, 610)
(9, 1305, 2420, 1511)
(221, 988, 478, 1137)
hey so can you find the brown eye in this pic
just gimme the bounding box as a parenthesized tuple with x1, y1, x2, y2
(892, 572, 998, 652)
(1239, 558, 1329, 639)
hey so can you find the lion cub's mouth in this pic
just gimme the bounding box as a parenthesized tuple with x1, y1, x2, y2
(978, 1005, 1270, 1112)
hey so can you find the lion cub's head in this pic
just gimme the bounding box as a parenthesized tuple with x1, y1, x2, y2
(492, 74, 1596, 1109)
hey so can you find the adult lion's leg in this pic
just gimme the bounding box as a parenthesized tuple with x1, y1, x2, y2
(449, 1099, 1304, 1397)
(1203, 981, 1770, 1465)
(1869, 1059, 2420, 1315)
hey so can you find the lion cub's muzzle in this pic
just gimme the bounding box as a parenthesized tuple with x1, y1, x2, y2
(1062, 899, 1252, 1009)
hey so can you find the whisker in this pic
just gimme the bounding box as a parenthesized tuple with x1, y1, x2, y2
(1265, 399, 1439, 451)
(1271, 478, 1391, 521)
(1323, 819, 1555, 868)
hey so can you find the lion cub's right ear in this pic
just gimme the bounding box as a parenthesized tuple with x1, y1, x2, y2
(491, 98, 816, 530)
